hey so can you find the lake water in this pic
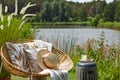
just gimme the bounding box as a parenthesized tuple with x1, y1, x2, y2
(35, 28, 120, 50)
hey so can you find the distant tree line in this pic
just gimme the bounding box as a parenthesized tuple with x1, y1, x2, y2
(1, 0, 120, 23)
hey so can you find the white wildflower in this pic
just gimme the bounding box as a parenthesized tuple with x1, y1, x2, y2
(0, 4, 2, 17)
(0, 4, 3, 22)
(0, 25, 4, 30)
(22, 14, 36, 20)
(5, 6, 8, 13)
(7, 0, 19, 26)
(18, 19, 27, 30)
(20, 2, 36, 14)
(7, 13, 14, 27)
(8, 0, 18, 16)
(14, 0, 18, 15)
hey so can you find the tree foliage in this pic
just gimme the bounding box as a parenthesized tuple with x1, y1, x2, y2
(103, 2, 116, 21)
(114, 2, 120, 21)
(2, 0, 120, 24)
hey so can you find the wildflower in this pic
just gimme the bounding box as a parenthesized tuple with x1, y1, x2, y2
(14, 0, 18, 15)
(22, 14, 36, 20)
(18, 19, 27, 30)
(7, 13, 14, 27)
(5, 6, 8, 13)
(20, 2, 36, 14)
(7, 0, 19, 26)
(0, 4, 3, 22)
(0, 4, 2, 17)
(0, 25, 4, 30)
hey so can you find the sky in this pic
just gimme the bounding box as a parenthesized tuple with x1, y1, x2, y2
(66, 0, 113, 3)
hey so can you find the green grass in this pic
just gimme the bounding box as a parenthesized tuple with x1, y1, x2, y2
(11, 75, 28, 80)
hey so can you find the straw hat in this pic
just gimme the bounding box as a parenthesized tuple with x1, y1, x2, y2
(37, 49, 60, 70)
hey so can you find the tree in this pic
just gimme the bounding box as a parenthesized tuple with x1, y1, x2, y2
(95, 0, 106, 15)
(58, 0, 68, 22)
(78, 5, 87, 21)
(40, 0, 69, 22)
(51, 0, 59, 22)
(103, 2, 116, 21)
(114, 1, 120, 21)
(40, 1, 52, 22)
(69, 2, 81, 21)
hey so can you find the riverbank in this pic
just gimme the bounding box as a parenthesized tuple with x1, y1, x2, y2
(97, 21, 120, 30)
(31, 22, 90, 28)
(31, 22, 120, 30)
